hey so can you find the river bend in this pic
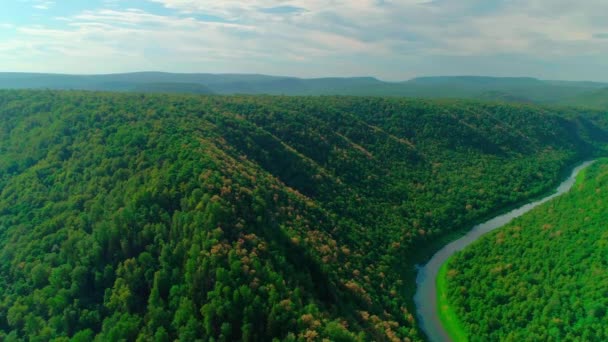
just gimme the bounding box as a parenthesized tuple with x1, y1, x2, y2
(413, 161, 595, 342)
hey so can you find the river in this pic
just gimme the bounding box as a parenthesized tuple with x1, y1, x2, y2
(413, 160, 595, 342)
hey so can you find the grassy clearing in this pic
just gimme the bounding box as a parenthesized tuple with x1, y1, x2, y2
(436, 258, 469, 342)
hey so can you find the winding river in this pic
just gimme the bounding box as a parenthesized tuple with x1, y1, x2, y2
(413, 160, 595, 342)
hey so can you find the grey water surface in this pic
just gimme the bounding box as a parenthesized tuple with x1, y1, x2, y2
(413, 160, 595, 342)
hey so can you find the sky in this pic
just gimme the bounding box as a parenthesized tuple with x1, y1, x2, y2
(0, 0, 607, 81)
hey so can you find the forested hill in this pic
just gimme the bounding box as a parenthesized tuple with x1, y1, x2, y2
(444, 160, 608, 341)
(0, 90, 607, 341)
(2, 72, 608, 107)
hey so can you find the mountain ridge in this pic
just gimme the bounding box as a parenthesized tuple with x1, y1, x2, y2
(0, 72, 606, 107)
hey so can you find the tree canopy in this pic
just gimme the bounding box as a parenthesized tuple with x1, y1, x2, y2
(0, 90, 606, 341)
(445, 160, 608, 341)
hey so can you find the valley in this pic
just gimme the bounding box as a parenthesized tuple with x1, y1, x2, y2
(441, 159, 608, 341)
(418, 160, 595, 341)
(0, 90, 607, 340)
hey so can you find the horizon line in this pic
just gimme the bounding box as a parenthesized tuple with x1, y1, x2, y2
(0, 71, 606, 84)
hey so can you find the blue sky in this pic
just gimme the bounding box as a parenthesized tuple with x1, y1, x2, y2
(0, 0, 607, 81)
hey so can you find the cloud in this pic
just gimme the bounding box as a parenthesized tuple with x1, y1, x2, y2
(146, 0, 433, 16)
(32, 0, 55, 10)
(141, 0, 607, 58)
(0, 0, 607, 81)
(260, 6, 306, 15)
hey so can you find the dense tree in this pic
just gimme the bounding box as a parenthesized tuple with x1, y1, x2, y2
(0, 90, 606, 340)
(445, 160, 608, 341)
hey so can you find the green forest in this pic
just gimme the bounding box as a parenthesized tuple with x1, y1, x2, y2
(444, 160, 608, 341)
(0, 90, 607, 341)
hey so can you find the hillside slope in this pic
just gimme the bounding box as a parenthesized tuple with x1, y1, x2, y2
(0, 90, 606, 341)
(561, 87, 608, 109)
(444, 160, 608, 341)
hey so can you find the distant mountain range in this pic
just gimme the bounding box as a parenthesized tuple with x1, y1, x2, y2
(0, 72, 606, 107)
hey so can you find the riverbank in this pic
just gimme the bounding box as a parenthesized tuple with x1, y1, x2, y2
(436, 258, 468, 342)
(437, 159, 608, 340)
(400, 158, 584, 310)
(414, 160, 595, 342)
(435, 160, 596, 341)
(400, 158, 581, 312)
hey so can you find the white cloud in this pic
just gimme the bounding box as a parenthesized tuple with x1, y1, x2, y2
(142, 0, 608, 59)
(32, 0, 55, 10)
(1, 0, 607, 80)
